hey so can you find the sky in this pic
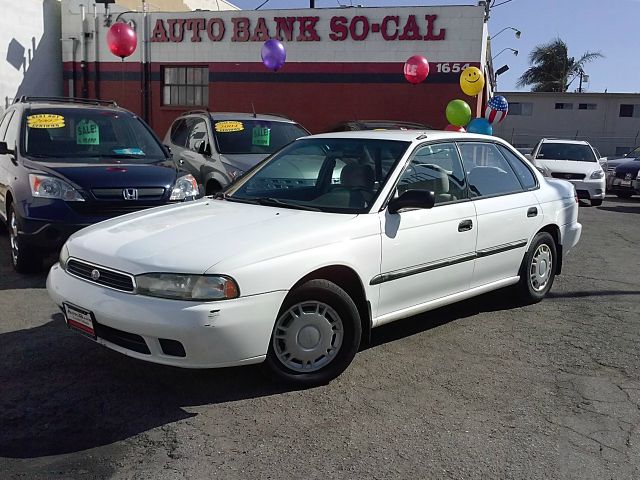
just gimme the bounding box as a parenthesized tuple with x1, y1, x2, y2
(229, 0, 640, 94)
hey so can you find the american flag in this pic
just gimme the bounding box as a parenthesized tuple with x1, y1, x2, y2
(484, 96, 509, 124)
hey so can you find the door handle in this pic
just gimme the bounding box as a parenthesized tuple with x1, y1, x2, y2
(458, 219, 473, 232)
(527, 207, 538, 218)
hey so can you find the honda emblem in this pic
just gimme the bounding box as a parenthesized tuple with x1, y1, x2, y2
(123, 188, 138, 200)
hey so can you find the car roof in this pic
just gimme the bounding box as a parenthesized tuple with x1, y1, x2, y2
(306, 130, 510, 143)
(10, 96, 124, 112)
(540, 138, 591, 146)
(201, 112, 297, 123)
(333, 120, 431, 129)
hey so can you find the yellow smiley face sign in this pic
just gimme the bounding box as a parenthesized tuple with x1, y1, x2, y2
(460, 66, 485, 96)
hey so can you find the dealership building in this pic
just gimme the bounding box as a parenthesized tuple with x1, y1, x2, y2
(56, 0, 492, 135)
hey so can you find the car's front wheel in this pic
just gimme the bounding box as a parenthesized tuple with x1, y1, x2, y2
(516, 232, 557, 304)
(264, 279, 362, 387)
(8, 205, 42, 273)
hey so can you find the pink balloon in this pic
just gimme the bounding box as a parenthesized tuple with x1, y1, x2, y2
(107, 23, 137, 59)
(404, 55, 430, 85)
(444, 124, 466, 132)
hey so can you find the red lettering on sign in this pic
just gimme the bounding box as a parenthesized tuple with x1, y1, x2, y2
(398, 15, 422, 41)
(381, 16, 399, 40)
(274, 17, 296, 42)
(329, 16, 348, 41)
(250, 17, 270, 42)
(349, 16, 369, 41)
(185, 18, 205, 42)
(232, 18, 250, 42)
(150, 19, 168, 42)
(424, 15, 446, 41)
(296, 16, 320, 42)
(206, 18, 225, 41)
(167, 19, 186, 42)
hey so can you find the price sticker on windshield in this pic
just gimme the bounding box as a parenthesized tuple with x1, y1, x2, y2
(252, 127, 271, 146)
(76, 119, 100, 145)
(215, 121, 244, 133)
(27, 114, 65, 129)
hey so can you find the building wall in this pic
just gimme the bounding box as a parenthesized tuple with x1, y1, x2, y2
(0, 0, 63, 110)
(493, 92, 640, 156)
(61, 0, 488, 135)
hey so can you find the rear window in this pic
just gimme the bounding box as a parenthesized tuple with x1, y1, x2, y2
(22, 108, 165, 162)
(212, 119, 308, 155)
(536, 143, 596, 162)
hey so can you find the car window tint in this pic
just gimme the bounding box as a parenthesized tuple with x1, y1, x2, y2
(497, 144, 537, 190)
(0, 111, 14, 141)
(536, 143, 596, 162)
(458, 142, 524, 198)
(170, 118, 188, 147)
(4, 111, 20, 148)
(397, 142, 467, 205)
(185, 118, 208, 152)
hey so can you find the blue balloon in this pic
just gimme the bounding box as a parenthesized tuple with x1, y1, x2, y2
(466, 118, 493, 135)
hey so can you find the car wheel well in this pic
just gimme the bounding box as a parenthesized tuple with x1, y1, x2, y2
(205, 179, 222, 195)
(291, 266, 371, 345)
(537, 224, 562, 274)
(5, 191, 13, 219)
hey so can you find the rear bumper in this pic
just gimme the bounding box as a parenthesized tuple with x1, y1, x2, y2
(561, 222, 582, 257)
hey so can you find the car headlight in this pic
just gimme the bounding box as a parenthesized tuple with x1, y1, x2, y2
(59, 243, 70, 270)
(170, 174, 199, 201)
(590, 170, 605, 179)
(135, 273, 239, 301)
(29, 174, 84, 201)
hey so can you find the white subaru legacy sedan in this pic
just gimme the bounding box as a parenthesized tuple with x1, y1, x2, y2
(47, 131, 582, 386)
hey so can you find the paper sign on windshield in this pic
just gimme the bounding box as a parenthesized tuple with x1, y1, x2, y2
(252, 127, 271, 146)
(215, 121, 244, 133)
(76, 119, 100, 145)
(27, 114, 65, 129)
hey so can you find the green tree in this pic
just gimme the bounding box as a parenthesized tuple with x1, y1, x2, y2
(516, 38, 603, 92)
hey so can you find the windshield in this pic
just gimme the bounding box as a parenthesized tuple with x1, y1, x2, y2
(226, 137, 410, 213)
(212, 119, 309, 155)
(536, 143, 596, 162)
(22, 108, 166, 162)
(625, 146, 640, 158)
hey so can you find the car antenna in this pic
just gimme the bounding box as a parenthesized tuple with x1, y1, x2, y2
(251, 102, 257, 118)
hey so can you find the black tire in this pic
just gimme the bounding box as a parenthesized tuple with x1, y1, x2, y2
(264, 279, 362, 387)
(516, 232, 557, 304)
(616, 192, 633, 199)
(590, 199, 603, 206)
(8, 205, 42, 273)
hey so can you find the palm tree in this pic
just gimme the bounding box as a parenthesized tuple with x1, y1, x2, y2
(516, 38, 602, 92)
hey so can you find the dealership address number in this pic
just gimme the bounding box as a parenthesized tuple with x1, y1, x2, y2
(435, 63, 471, 73)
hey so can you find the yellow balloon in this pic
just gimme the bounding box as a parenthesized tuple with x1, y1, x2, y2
(460, 66, 485, 96)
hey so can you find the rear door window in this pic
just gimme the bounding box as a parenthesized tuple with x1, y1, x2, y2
(458, 142, 524, 198)
(496, 144, 538, 190)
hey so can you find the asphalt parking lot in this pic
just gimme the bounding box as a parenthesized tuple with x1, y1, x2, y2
(0, 196, 639, 480)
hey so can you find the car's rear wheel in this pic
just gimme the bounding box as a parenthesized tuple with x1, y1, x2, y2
(591, 199, 603, 206)
(616, 192, 633, 199)
(264, 279, 361, 387)
(516, 232, 557, 304)
(8, 205, 42, 273)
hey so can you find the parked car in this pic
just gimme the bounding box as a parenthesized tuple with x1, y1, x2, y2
(530, 138, 605, 206)
(164, 111, 310, 195)
(0, 96, 200, 272)
(608, 158, 640, 198)
(47, 131, 581, 386)
(606, 147, 640, 190)
(326, 119, 432, 132)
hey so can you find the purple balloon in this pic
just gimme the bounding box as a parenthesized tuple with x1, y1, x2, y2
(261, 39, 286, 72)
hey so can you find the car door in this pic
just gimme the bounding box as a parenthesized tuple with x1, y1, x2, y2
(0, 111, 17, 221)
(458, 141, 543, 289)
(376, 142, 477, 319)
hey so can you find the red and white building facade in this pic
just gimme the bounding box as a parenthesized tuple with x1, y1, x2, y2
(62, 0, 491, 135)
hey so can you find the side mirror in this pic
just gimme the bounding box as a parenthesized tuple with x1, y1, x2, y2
(388, 190, 435, 214)
(0, 141, 13, 155)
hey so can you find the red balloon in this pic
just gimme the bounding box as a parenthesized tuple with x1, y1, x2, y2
(444, 124, 466, 132)
(107, 23, 137, 59)
(403, 55, 430, 85)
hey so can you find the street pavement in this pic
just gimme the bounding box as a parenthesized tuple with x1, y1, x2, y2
(0, 196, 639, 479)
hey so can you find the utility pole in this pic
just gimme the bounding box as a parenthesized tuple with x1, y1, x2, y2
(578, 69, 584, 93)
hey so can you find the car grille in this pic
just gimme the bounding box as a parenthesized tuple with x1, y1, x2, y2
(551, 172, 585, 180)
(67, 259, 135, 293)
(615, 171, 629, 179)
(69, 202, 164, 217)
(92, 188, 166, 200)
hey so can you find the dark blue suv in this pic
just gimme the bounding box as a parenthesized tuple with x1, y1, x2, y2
(0, 97, 199, 272)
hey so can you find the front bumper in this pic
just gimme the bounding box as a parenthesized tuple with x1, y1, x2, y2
(607, 176, 640, 195)
(47, 264, 288, 368)
(565, 178, 605, 200)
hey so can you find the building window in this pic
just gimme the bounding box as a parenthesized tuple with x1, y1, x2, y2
(619, 104, 640, 118)
(162, 66, 209, 107)
(578, 103, 597, 110)
(509, 102, 533, 116)
(555, 103, 573, 110)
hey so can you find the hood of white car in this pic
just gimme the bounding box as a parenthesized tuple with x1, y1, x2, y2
(534, 158, 602, 175)
(66, 199, 359, 275)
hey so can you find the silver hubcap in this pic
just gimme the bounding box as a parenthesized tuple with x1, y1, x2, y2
(9, 211, 19, 265)
(529, 244, 552, 292)
(273, 301, 344, 373)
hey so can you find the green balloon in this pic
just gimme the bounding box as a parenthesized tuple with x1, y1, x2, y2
(446, 99, 472, 127)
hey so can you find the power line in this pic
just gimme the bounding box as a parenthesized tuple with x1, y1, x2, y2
(255, 0, 270, 10)
(492, 0, 515, 7)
